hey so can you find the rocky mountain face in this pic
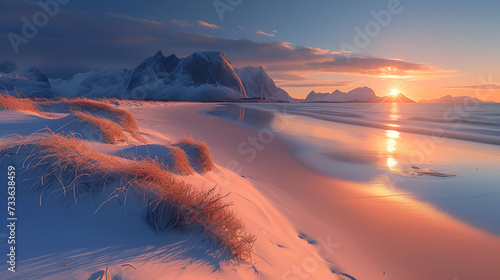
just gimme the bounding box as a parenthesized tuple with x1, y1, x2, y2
(235, 66, 293, 101)
(0, 60, 54, 98)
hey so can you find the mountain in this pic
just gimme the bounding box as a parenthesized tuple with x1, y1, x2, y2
(418, 95, 491, 103)
(3, 51, 294, 101)
(51, 51, 250, 101)
(0, 60, 54, 97)
(305, 86, 377, 102)
(235, 66, 294, 101)
(374, 92, 416, 103)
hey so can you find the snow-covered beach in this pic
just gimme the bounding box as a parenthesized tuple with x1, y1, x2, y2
(1, 100, 500, 280)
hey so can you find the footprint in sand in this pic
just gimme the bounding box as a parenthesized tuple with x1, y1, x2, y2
(330, 267, 357, 280)
(297, 232, 318, 245)
(270, 240, 286, 248)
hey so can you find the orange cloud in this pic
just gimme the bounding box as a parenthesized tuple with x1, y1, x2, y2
(269, 73, 310, 81)
(444, 84, 500, 90)
(256, 30, 275, 37)
(303, 46, 332, 55)
(268, 55, 455, 80)
(197, 20, 222, 30)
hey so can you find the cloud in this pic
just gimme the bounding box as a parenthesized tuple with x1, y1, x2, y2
(0, 0, 453, 81)
(256, 30, 275, 37)
(269, 72, 360, 89)
(197, 20, 222, 30)
(170, 19, 192, 28)
(444, 84, 500, 90)
(268, 55, 452, 78)
(106, 13, 162, 25)
(302, 46, 335, 55)
(269, 73, 310, 81)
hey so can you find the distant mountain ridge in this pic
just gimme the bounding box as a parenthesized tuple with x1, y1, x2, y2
(305, 88, 421, 103)
(418, 95, 491, 103)
(305, 86, 377, 102)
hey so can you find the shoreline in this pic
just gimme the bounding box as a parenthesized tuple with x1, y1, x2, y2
(129, 102, 500, 279)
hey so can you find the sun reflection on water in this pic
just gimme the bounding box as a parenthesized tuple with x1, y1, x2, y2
(389, 103, 400, 121)
(386, 130, 400, 139)
(387, 139, 397, 153)
(387, 157, 399, 170)
(386, 130, 400, 153)
(385, 103, 401, 171)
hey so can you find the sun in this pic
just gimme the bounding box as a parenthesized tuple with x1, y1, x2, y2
(389, 89, 400, 96)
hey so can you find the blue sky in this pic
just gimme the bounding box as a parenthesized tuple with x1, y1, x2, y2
(1, 0, 499, 100)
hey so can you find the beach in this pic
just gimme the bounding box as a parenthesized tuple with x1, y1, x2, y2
(1, 101, 499, 280)
(128, 102, 500, 279)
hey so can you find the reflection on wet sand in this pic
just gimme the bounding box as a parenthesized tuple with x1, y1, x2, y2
(205, 104, 275, 128)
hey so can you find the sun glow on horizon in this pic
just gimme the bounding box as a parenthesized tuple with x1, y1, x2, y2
(390, 89, 400, 96)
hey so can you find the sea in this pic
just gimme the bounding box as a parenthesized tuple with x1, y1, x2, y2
(207, 102, 500, 236)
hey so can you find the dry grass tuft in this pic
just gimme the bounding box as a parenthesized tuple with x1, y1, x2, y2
(1, 133, 254, 261)
(168, 146, 195, 175)
(72, 111, 126, 144)
(194, 142, 214, 173)
(0, 96, 141, 143)
(0, 93, 41, 113)
(178, 136, 196, 146)
(67, 98, 139, 140)
(175, 137, 215, 173)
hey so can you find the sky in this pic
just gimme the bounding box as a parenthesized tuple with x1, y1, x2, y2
(1, 0, 499, 101)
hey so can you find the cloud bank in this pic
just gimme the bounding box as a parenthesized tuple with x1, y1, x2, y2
(0, 0, 451, 82)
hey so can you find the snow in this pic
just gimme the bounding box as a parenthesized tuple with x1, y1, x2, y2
(50, 69, 128, 98)
(0, 106, 343, 280)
